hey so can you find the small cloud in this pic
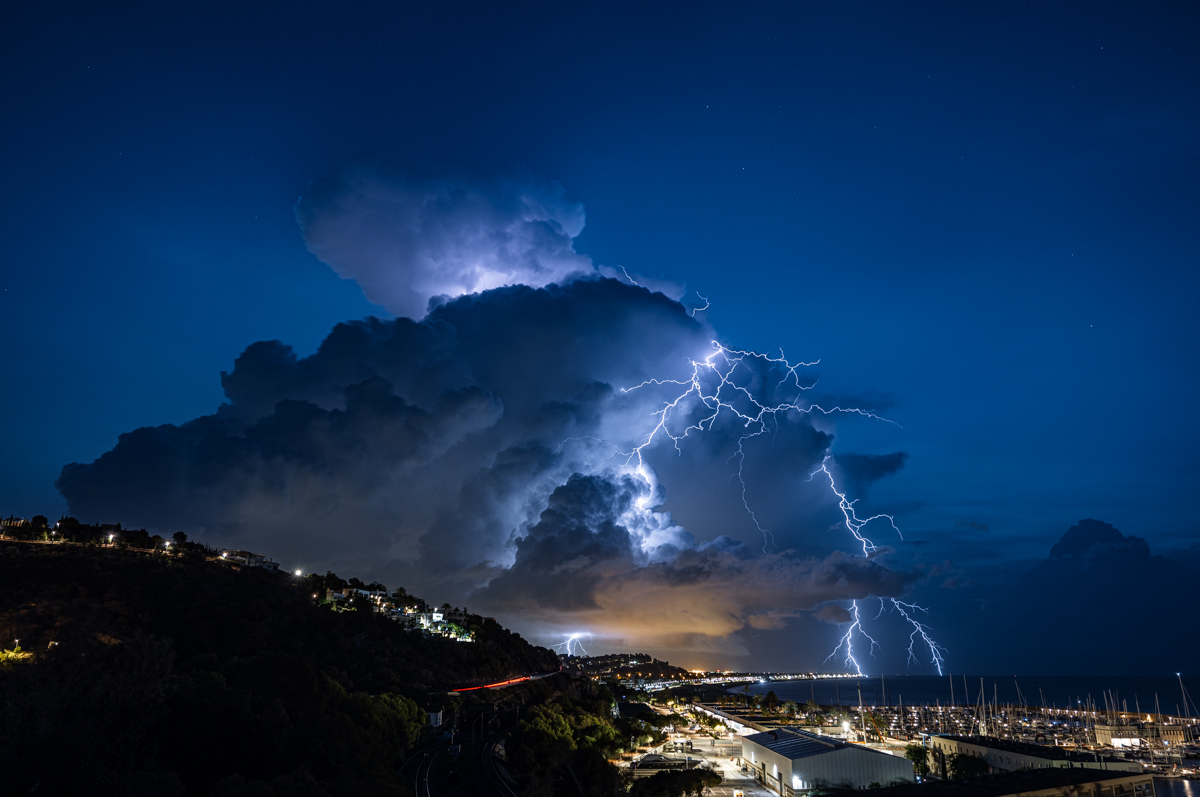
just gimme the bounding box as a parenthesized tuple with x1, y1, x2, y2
(956, 520, 989, 533)
(747, 612, 792, 630)
(833, 452, 908, 498)
(814, 604, 853, 624)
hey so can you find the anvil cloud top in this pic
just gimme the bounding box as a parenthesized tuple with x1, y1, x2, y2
(2, 0, 1197, 672)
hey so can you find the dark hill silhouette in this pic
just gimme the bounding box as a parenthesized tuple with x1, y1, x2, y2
(0, 543, 557, 796)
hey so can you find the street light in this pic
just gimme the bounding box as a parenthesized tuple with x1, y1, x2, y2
(294, 569, 302, 576)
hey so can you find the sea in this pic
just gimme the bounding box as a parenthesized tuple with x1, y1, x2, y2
(1156, 780, 1200, 797)
(736, 674, 1200, 715)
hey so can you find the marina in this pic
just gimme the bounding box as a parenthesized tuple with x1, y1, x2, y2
(714, 673, 1200, 777)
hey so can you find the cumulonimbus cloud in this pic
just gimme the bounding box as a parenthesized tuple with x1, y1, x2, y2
(59, 165, 911, 658)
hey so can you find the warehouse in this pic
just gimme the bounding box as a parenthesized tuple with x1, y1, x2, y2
(742, 728, 915, 795)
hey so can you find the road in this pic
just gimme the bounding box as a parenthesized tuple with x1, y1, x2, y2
(449, 670, 561, 693)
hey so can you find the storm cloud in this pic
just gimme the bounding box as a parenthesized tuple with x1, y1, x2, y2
(58, 165, 916, 657)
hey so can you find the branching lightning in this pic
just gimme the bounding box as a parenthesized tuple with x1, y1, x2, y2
(811, 460, 946, 675)
(610, 339, 945, 676)
(690, 292, 710, 317)
(809, 455, 902, 556)
(889, 599, 946, 674)
(619, 341, 892, 553)
(823, 600, 878, 676)
(553, 633, 590, 656)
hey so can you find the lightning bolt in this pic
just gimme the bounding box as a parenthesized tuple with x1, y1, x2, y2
(552, 633, 590, 656)
(889, 599, 946, 674)
(809, 456, 902, 556)
(690, 292, 710, 317)
(823, 600, 878, 676)
(812, 461, 946, 675)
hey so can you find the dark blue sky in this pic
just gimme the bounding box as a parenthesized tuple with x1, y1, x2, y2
(3, 1, 1198, 671)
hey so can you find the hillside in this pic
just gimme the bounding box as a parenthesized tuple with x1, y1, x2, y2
(0, 542, 558, 796)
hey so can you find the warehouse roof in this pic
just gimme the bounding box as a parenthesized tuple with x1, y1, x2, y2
(745, 728, 876, 760)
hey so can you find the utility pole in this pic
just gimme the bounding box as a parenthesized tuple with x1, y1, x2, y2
(858, 682, 865, 741)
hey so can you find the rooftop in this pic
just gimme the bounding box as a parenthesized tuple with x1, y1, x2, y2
(745, 728, 865, 760)
(934, 736, 1129, 765)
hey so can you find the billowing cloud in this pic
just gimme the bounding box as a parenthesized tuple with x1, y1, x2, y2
(474, 473, 913, 646)
(57, 276, 911, 652)
(59, 279, 709, 577)
(296, 155, 595, 318)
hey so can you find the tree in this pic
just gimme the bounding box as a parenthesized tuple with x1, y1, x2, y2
(172, 531, 188, 545)
(783, 700, 798, 720)
(904, 744, 929, 776)
(30, 515, 49, 530)
(863, 711, 887, 741)
(764, 691, 780, 715)
(949, 752, 989, 780)
(934, 747, 948, 779)
(629, 769, 722, 797)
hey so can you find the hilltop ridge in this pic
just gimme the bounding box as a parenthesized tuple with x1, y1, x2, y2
(0, 541, 558, 795)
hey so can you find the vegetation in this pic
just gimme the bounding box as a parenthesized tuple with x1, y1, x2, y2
(0, 542, 557, 796)
(504, 679, 627, 797)
(627, 770, 721, 797)
(948, 752, 991, 780)
(904, 743, 930, 776)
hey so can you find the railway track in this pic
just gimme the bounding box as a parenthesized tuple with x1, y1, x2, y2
(481, 733, 520, 797)
(400, 738, 448, 797)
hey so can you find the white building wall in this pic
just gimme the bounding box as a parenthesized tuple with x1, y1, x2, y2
(743, 738, 915, 795)
(928, 737, 1141, 773)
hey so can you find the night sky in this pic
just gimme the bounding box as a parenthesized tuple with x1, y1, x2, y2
(3, 1, 1198, 674)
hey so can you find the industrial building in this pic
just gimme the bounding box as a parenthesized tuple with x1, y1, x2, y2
(927, 736, 1141, 774)
(741, 727, 915, 795)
